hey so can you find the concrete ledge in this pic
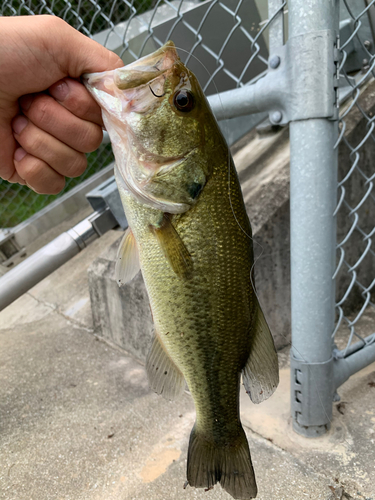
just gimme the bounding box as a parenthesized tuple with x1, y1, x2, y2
(240, 126, 291, 349)
(88, 238, 153, 362)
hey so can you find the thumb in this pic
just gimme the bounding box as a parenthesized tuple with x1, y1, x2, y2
(51, 17, 124, 77)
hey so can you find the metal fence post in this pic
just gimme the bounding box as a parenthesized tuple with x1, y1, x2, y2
(289, 0, 340, 437)
(268, 0, 284, 53)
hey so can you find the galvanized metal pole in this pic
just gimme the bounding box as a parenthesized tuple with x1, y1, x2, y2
(289, 0, 340, 437)
(268, 0, 284, 53)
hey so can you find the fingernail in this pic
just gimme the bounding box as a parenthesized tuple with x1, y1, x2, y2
(49, 80, 69, 102)
(14, 147, 27, 162)
(12, 116, 28, 135)
(19, 94, 34, 111)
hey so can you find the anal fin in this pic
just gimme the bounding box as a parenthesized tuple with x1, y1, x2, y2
(242, 301, 279, 404)
(146, 333, 185, 401)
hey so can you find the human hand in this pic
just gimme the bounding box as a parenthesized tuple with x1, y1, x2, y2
(0, 15, 123, 194)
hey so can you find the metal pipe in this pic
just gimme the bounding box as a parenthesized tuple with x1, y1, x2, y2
(334, 333, 375, 358)
(268, 0, 284, 53)
(334, 341, 375, 389)
(207, 86, 260, 122)
(0, 208, 116, 311)
(290, 119, 338, 436)
(290, 119, 338, 363)
(0, 232, 82, 311)
(364, 0, 375, 48)
(288, 0, 339, 37)
(289, 0, 340, 437)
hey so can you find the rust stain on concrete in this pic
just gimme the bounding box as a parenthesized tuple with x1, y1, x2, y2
(140, 446, 181, 482)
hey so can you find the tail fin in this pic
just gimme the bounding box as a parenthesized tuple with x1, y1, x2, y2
(187, 425, 257, 499)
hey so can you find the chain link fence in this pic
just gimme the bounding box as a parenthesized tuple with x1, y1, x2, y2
(1, 0, 375, 435)
(334, 0, 375, 359)
(0, 0, 272, 228)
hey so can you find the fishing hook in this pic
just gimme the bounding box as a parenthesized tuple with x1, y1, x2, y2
(149, 84, 165, 98)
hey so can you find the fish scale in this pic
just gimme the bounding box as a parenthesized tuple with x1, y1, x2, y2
(122, 153, 256, 474)
(84, 40, 279, 500)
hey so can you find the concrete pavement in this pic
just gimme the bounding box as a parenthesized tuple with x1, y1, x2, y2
(1, 229, 375, 500)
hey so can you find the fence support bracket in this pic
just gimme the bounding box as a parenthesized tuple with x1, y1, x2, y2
(209, 29, 339, 124)
(290, 355, 334, 437)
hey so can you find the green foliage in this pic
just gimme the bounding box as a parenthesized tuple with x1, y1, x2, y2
(0, 143, 114, 228)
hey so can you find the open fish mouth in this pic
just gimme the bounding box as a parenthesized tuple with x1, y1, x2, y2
(83, 41, 202, 214)
(82, 41, 178, 102)
(114, 41, 179, 90)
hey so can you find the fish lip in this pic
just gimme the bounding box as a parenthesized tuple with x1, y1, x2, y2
(82, 41, 179, 91)
(120, 40, 178, 72)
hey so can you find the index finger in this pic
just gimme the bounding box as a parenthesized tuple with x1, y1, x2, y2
(48, 78, 103, 126)
(0, 115, 18, 181)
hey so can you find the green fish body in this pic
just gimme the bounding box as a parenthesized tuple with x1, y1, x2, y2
(84, 42, 279, 500)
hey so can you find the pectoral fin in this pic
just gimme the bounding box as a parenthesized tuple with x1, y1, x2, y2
(152, 214, 193, 279)
(115, 227, 140, 286)
(242, 301, 279, 404)
(146, 333, 186, 400)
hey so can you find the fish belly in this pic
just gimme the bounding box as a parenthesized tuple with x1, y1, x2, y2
(123, 165, 258, 499)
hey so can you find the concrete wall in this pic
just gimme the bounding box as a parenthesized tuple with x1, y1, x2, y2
(88, 238, 153, 360)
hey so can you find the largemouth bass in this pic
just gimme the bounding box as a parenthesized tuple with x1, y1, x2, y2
(84, 41, 279, 499)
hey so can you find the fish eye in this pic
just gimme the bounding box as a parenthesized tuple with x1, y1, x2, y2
(173, 90, 195, 112)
